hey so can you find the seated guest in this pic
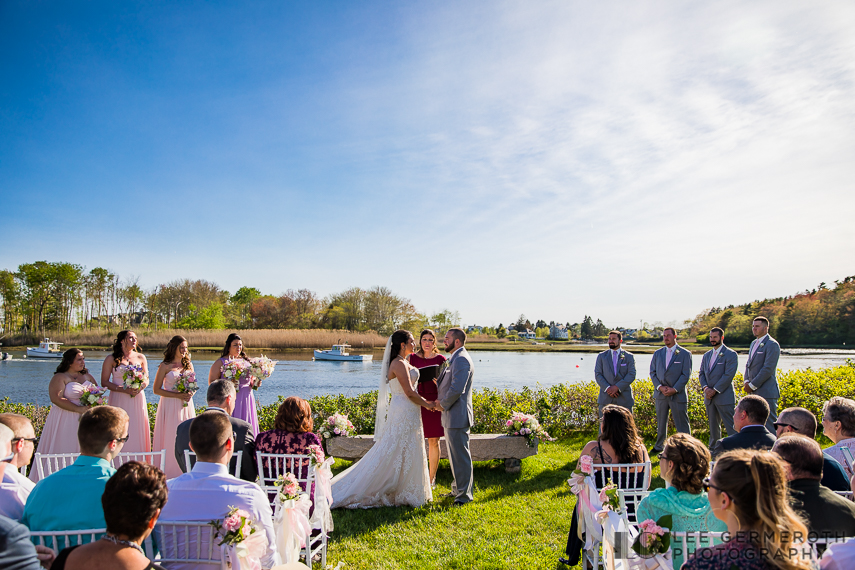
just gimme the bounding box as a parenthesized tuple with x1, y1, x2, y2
(710, 395, 776, 459)
(636, 433, 727, 568)
(822, 397, 855, 479)
(775, 407, 851, 491)
(22, 406, 128, 533)
(175, 380, 257, 482)
(772, 435, 855, 539)
(561, 405, 650, 567)
(160, 412, 277, 570)
(682, 449, 813, 570)
(822, 538, 855, 570)
(52, 461, 167, 570)
(256, 397, 322, 477)
(0, 414, 37, 520)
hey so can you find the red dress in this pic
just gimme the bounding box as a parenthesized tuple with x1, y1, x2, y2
(410, 353, 447, 438)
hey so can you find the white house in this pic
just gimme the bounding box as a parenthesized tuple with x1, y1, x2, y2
(549, 324, 569, 340)
(519, 329, 536, 339)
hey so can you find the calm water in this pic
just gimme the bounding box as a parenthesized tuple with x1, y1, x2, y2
(0, 348, 852, 407)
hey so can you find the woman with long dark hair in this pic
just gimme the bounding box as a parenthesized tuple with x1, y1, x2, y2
(409, 328, 446, 486)
(561, 405, 650, 566)
(331, 329, 436, 508)
(207, 333, 258, 435)
(101, 330, 151, 454)
(29, 349, 97, 481)
(152, 335, 196, 478)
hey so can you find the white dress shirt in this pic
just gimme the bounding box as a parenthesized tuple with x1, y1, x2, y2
(665, 344, 679, 368)
(160, 461, 277, 569)
(0, 467, 35, 521)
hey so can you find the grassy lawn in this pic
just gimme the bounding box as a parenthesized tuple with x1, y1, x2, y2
(324, 433, 664, 570)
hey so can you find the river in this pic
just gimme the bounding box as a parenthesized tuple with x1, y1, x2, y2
(1, 347, 852, 407)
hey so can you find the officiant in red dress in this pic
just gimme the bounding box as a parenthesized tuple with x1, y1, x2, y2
(409, 329, 447, 487)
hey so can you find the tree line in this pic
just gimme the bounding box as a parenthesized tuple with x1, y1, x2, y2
(688, 275, 855, 345)
(0, 261, 460, 337)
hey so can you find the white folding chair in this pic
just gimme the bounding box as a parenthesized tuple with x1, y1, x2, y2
(154, 521, 220, 567)
(19, 465, 27, 476)
(184, 450, 242, 477)
(30, 528, 106, 553)
(112, 450, 166, 471)
(584, 462, 652, 570)
(617, 490, 651, 525)
(33, 452, 79, 480)
(256, 452, 328, 567)
(834, 490, 854, 501)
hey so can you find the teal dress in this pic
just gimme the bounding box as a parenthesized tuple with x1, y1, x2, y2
(635, 486, 727, 568)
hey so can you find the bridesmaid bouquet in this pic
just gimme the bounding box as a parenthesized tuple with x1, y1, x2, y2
(321, 413, 355, 439)
(175, 370, 199, 408)
(222, 359, 250, 389)
(274, 473, 303, 501)
(248, 356, 277, 390)
(505, 411, 555, 447)
(120, 364, 146, 397)
(80, 386, 108, 408)
(210, 506, 268, 570)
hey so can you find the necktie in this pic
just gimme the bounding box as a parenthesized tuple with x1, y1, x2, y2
(612, 351, 618, 375)
(749, 338, 760, 360)
(709, 351, 716, 371)
(665, 348, 672, 368)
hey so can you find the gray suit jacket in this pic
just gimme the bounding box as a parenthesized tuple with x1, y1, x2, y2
(698, 345, 738, 405)
(0, 514, 42, 570)
(594, 349, 636, 407)
(437, 347, 474, 429)
(650, 345, 692, 403)
(175, 407, 258, 482)
(745, 335, 780, 399)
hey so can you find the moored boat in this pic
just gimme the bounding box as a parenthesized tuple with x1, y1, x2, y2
(26, 338, 64, 359)
(313, 344, 373, 362)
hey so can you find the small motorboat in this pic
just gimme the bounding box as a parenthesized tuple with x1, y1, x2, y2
(1, 352, 11, 361)
(314, 344, 373, 362)
(26, 338, 64, 359)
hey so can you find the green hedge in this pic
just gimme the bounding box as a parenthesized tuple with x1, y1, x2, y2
(4, 363, 855, 444)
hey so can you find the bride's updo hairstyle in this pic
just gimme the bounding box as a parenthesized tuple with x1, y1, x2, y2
(220, 333, 250, 361)
(388, 330, 413, 364)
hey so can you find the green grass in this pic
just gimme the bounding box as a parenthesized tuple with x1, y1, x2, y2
(323, 433, 665, 570)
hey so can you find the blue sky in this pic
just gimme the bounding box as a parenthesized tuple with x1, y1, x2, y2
(2, 1, 854, 328)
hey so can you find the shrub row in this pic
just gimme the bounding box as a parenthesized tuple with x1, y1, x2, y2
(4, 363, 854, 444)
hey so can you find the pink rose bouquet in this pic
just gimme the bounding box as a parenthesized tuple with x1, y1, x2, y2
(222, 359, 250, 389)
(633, 515, 672, 556)
(505, 411, 555, 447)
(248, 356, 277, 390)
(80, 385, 108, 408)
(274, 473, 303, 502)
(119, 363, 146, 397)
(321, 413, 355, 439)
(175, 369, 198, 408)
(210, 505, 258, 547)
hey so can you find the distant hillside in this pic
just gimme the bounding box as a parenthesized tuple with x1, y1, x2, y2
(688, 275, 855, 345)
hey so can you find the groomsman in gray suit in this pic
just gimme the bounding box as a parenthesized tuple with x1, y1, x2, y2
(594, 331, 636, 416)
(699, 327, 738, 448)
(743, 316, 781, 432)
(436, 327, 475, 506)
(650, 327, 692, 454)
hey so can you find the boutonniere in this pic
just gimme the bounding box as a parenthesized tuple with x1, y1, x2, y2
(674, 348, 679, 354)
(760, 342, 765, 348)
(620, 354, 625, 360)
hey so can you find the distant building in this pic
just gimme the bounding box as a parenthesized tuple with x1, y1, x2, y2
(549, 324, 569, 340)
(519, 329, 536, 339)
(466, 325, 482, 334)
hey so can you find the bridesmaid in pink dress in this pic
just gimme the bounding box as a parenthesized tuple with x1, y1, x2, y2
(101, 330, 151, 454)
(152, 335, 197, 478)
(208, 333, 258, 436)
(29, 348, 94, 482)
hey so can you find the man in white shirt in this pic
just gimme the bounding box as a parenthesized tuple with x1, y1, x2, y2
(0, 414, 37, 521)
(159, 411, 277, 570)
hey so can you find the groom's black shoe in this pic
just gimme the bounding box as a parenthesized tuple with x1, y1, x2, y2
(452, 500, 466, 507)
(439, 492, 455, 498)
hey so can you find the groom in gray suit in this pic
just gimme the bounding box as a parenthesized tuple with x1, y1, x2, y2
(699, 327, 738, 448)
(743, 316, 781, 432)
(650, 327, 692, 454)
(594, 331, 636, 416)
(436, 327, 475, 505)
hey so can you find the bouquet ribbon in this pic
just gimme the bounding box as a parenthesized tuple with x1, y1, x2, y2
(573, 474, 604, 550)
(310, 458, 335, 533)
(219, 531, 268, 570)
(273, 494, 312, 564)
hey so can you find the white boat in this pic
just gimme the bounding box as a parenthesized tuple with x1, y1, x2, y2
(313, 344, 373, 362)
(26, 338, 64, 359)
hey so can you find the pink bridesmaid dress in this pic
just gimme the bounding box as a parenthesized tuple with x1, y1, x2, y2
(152, 369, 196, 478)
(29, 380, 90, 482)
(108, 366, 152, 454)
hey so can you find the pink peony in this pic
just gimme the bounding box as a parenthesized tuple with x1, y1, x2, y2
(579, 455, 594, 474)
(223, 513, 242, 532)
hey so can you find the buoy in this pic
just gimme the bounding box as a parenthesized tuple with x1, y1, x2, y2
(576, 365, 580, 368)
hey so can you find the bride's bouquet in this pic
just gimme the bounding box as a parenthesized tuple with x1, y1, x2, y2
(119, 364, 146, 397)
(80, 385, 109, 408)
(210, 506, 269, 570)
(174, 369, 198, 408)
(248, 356, 277, 390)
(505, 411, 554, 447)
(222, 359, 251, 390)
(321, 413, 355, 439)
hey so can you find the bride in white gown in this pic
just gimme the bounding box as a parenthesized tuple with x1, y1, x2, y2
(331, 330, 437, 508)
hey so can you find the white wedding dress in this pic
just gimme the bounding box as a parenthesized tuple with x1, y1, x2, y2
(330, 367, 432, 508)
